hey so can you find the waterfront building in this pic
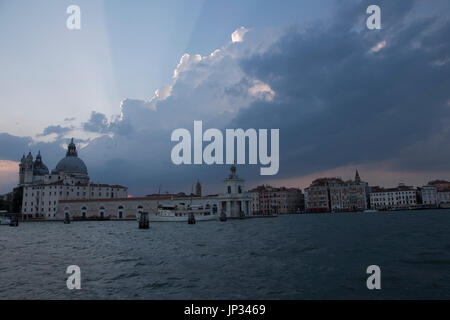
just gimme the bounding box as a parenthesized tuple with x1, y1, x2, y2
(19, 139, 128, 219)
(248, 185, 304, 215)
(428, 180, 450, 191)
(304, 178, 333, 213)
(250, 187, 261, 213)
(420, 185, 438, 207)
(421, 180, 450, 208)
(58, 165, 253, 220)
(369, 184, 417, 210)
(305, 170, 367, 213)
(437, 189, 450, 208)
(329, 171, 368, 212)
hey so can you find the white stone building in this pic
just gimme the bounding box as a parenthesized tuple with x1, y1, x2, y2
(369, 184, 417, 210)
(20, 139, 128, 219)
(250, 189, 260, 213)
(438, 189, 450, 208)
(58, 166, 253, 220)
(421, 185, 438, 207)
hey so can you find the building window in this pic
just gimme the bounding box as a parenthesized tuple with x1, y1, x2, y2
(228, 186, 231, 194)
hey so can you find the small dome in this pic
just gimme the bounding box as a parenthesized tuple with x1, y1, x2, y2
(33, 151, 49, 176)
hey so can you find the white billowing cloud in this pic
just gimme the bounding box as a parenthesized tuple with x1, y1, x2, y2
(370, 40, 387, 53)
(231, 26, 249, 43)
(156, 85, 173, 100)
(173, 53, 206, 81)
(148, 27, 277, 119)
(147, 85, 173, 110)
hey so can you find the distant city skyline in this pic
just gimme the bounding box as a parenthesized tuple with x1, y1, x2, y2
(3, 147, 449, 198)
(1, 0, 450, 195)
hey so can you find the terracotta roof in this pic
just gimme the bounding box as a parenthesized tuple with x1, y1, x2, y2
(30, 181, 127, 188)
(428, 180, 450, 185)
(60, 195, 171, 203)
(370, 186, 415, 193)
(75, 182, 127, 189)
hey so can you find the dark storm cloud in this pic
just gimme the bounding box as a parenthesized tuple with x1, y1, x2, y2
(232, 0, 450, 179)
(0, 133, 72, 169)
(83, 107, 135, 136)
(0, 133, 32, 160)
(83, 111, 111, 133)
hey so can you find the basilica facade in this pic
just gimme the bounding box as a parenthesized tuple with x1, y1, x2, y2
(19, 139, 128, 219)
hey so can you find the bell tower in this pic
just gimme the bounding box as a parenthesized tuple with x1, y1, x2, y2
(355, 169, 361, 183)
(195, 180, 202, 196)
(18, 154, 25, 185)
(23, 152, 34, 185)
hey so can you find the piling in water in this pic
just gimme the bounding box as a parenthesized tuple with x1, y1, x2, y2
(219, 211, 227, 222)
(188, 212, 196, 224)
(139, 212, 149, 229)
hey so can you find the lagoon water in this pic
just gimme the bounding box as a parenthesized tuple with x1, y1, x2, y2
(1, 210, 450, 299)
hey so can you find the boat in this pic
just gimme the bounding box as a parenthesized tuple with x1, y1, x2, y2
(143, 204, 218, 222)
(0, 216, 11, 225)
(363, 209, 378, 213)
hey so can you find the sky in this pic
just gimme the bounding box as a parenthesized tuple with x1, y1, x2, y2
(0, 0, 449, 195)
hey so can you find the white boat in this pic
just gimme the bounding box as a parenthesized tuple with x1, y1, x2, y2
(141, 205, 218, 222)
(363, 209, 378, 213)
(0, 216, 11, 225)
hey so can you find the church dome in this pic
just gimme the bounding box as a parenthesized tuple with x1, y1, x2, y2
(53, 138, 88, 175)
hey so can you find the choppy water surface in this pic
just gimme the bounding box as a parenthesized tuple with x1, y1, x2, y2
(1, 210, 450, 299)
